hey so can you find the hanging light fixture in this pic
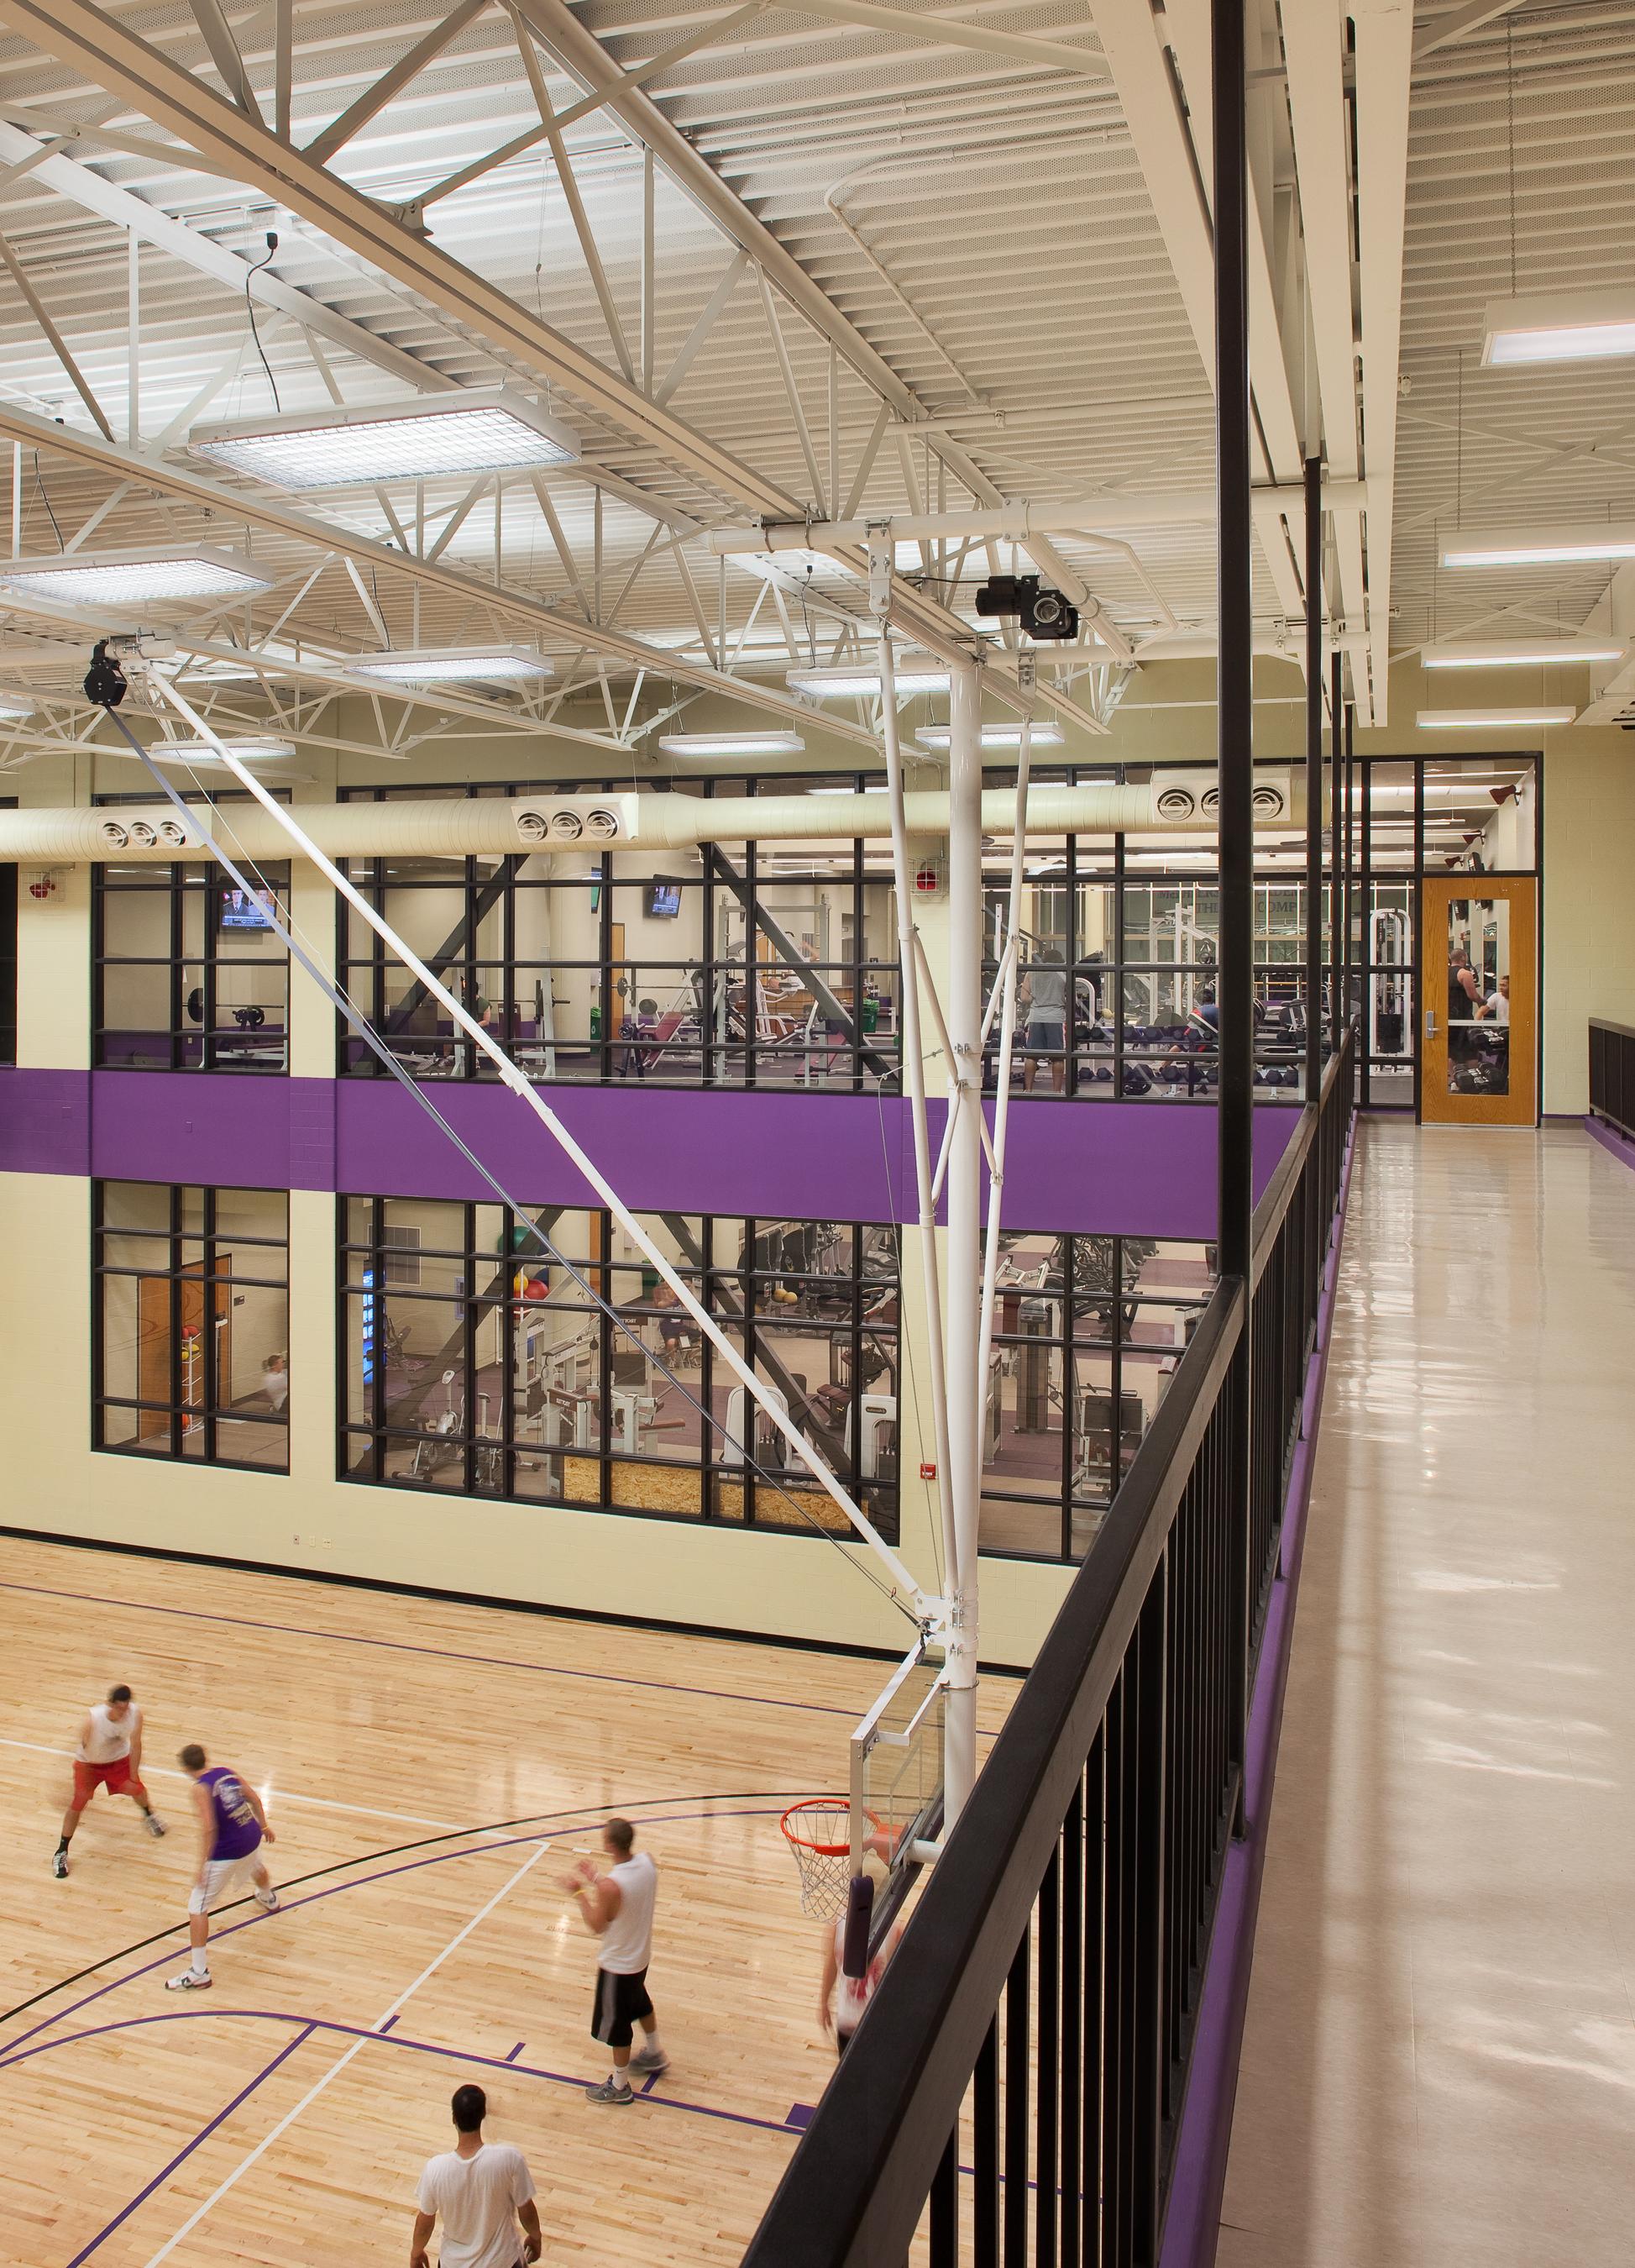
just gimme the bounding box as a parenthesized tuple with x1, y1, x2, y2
(1439, 524, 1635, 568)
(343, 646, 554, 683)
(786, 659, 951, 696)
(657, 732, 806, 757)
(1423, 636, 1625, 668)
(914, 724, 1066, 750)
(1415, 706, 1574, 729)
(0, 548, 274, 604)
(188, 388, 580, 488)
(1482, 289, 1635, 366)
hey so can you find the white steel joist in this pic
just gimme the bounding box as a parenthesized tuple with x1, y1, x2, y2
(1087, 0, 1306, 626)
(1279, 0, 1373, 723)
(0, 396, 877, 743)
(1351, 0, 1414, 724)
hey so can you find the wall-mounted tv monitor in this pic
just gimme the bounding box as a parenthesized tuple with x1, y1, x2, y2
(644, 879, 683, 919)
(218, 885, 277, 931)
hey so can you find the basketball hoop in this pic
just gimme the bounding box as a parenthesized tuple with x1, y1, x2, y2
(780, 1798, 876, 1921)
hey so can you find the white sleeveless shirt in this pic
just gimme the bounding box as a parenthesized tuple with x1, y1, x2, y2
(600, 1851, 657, 1975)
(80, 1703, 138, 1763)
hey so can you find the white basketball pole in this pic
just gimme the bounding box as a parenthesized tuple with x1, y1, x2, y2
(941, 657, 984, 1828)
(139, 668, 930, 1623)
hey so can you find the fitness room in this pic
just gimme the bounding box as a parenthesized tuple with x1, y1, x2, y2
(1, 7, 1634, 2268)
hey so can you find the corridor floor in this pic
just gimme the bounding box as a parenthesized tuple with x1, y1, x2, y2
(1221, 1120, 1635, 2267)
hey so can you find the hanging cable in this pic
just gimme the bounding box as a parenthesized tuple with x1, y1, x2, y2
(96, 695, 922, 1625)
(245, 234, 281, 412)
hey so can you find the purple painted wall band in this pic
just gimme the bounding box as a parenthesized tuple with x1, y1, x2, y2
(1585, 1112, 1635, 1175)
(0, 1067, 1299, 1239)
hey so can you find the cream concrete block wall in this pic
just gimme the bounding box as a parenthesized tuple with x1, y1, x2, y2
(1, 1166, 1068, 1662)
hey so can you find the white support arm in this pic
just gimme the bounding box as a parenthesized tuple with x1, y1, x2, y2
(143, 670, 931, 1623)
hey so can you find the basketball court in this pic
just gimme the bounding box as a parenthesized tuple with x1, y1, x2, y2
(0, 1533, 1014, 2265)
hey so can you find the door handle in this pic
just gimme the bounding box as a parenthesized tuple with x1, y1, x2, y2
(1425, 1011, 1437, 1036)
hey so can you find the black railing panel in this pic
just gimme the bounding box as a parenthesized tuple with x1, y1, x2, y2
(741, 1032, 1355, 2268)
(1590, 1018, 1635, 1140)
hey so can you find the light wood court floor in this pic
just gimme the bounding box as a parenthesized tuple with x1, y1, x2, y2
(1223, 1122, 1635, 2267)
(0, 1536, 1014, 2268)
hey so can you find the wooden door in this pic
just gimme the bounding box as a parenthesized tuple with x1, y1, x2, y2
(179, 1257, 232, 1431)
(1421, 878, 1537, 1126)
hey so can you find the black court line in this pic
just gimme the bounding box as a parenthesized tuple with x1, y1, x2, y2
(1, 1789, 811, 2031)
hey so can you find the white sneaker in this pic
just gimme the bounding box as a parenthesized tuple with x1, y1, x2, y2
(630, 2045, 669, 2075)
(165, 1967, 212, 1992)
(144, 1811, 167, 1838)
(254, 1886, 279, 1911)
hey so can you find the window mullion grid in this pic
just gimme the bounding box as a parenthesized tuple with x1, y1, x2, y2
(1067, 827, 1080, 1098)
(203, 1184, 217, 1466)
(597, 1210, 612, 1506)
(1114, 832, 1126, 1100)
(203, 872, 218, 1074)
(167, 1183, 183, 1457)
(169, 865, 184, 1074)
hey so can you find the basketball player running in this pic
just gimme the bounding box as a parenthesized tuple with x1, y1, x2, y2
(52, 1683, 165, 1877)
(563, 1817, 667, 2105)
(165, 1743, 278, 1991)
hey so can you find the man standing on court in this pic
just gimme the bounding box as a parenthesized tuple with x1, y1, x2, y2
(410, 2084, 541, 2268)
(53, 1683, 165, 1877)
(165, 1742, 279, 1991)
(563, 1816, 668, 2104)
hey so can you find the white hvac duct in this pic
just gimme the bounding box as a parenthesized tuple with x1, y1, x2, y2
(0, 772, 1301, 863)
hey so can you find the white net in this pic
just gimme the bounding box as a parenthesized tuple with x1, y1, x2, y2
(780, 1800, 858, 1921)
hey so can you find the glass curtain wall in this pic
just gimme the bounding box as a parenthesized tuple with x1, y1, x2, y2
(336, 777, 899, 1089)
(93, 1182, 291, 1467)
(977, 1231, 1215, 1562)
(340, 1200, 902, 1540)
(94, 859, 291, 1071)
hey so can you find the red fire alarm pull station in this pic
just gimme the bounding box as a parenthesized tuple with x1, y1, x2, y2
(920, 1461, 937, 1481)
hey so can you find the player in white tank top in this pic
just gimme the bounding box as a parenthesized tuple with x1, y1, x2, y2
(54, 1683, 166, 1877)
(563, 1818, 668, 2105)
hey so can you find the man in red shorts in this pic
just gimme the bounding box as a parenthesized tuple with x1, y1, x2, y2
(52, 1683, 165, 1877)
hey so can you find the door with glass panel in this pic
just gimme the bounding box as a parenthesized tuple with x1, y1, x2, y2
(1420, 878, 1537, 1126)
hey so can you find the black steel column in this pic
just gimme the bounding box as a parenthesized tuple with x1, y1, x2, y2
(1214, 0, 1253, 1286)
(1303, 457, 1323, 1102)
(1328, 653, 1343, 1052)
(1213, 0, 1253, 1831)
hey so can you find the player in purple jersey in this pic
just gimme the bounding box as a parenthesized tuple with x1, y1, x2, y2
(165, 1742, 280, 1992)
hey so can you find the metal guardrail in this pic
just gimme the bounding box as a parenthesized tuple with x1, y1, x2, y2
(1590, 1018, 1635, 1142)
(741, 1028, 1355, 2268)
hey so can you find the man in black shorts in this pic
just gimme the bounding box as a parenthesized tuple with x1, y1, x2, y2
(563, 1817, 667, 2106)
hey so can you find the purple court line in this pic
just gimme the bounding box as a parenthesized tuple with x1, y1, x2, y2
(1, 1805, 790, 2061)
(8, 2006, 802, 2145)
(63, 2021, 317, 2267)
(0, 1576, 912, 1723)
(505, 2040, 526, 2062)
(377, 2013, 400, 2034)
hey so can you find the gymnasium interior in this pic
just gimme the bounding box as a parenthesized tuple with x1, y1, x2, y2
(1, 3, 1633, 2265)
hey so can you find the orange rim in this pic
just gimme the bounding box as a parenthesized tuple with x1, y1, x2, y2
(778, 1798, 880, 1858)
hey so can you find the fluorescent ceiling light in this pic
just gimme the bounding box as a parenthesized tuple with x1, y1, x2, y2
(787, 659, 952, 697)
(1482, 290, 1635, 367)
(1440, 524, 1635, 568)
(1423, 637, 1625, 669)
(149, 738, 296, 765)
(187, 387, 579, 488)
(0, 688, 37, 722)
(1415, 706, 1574, 730)
(657, 732, 805, 757)
(0, 547, 273, 604)
(344, 645, 553, 683)
(914, 724, 1066, 750)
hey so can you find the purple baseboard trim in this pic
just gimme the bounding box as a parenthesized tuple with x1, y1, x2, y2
(1586, 1114, 1635, 1173)
(1157, 1116, 1360, 2268)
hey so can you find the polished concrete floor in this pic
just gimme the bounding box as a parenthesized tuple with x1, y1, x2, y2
(1222, 1121, 1635, 2268)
